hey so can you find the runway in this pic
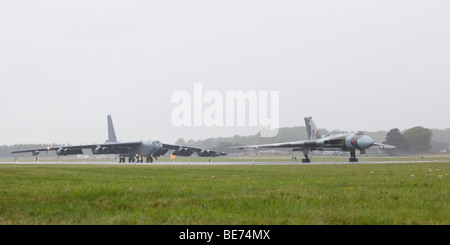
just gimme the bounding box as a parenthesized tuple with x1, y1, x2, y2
(1, 160, 447, 165)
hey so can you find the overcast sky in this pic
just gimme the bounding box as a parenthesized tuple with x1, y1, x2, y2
(1, 0, 449, 145)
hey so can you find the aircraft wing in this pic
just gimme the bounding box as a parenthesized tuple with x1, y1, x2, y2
(373, 143, 396, 149)
(162, 143, 227, 157)
(11, 147, 61, 154)
(11, 142, 143, 155)
(230, 141, 309, 150)
(11, 145, 96, 154)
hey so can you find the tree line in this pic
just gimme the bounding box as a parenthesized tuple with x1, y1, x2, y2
(383, 127, 449, 154)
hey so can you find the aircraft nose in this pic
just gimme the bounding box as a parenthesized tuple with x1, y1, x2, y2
(358, 136, 374, 149)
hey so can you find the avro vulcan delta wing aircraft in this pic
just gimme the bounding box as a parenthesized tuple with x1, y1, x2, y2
(231, 117, 395, 163)
(12, 115, 227, 163)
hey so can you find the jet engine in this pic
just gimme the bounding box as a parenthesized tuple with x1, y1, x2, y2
(198, 150, 224, 157)
(197, 150, 211, 157)
(56, 148, 83, 156)
(93, 146, 110, 154)
(172, 147, 194, 156)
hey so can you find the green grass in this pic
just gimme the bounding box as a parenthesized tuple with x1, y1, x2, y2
(0, 163, 449, 224)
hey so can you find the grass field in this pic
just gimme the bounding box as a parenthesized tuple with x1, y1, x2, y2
(0, 162, 448, 225)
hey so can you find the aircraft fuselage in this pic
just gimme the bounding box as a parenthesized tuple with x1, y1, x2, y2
(312, 133, 374, 151)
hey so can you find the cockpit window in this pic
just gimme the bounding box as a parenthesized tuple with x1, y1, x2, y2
(356, 131, 364, 135)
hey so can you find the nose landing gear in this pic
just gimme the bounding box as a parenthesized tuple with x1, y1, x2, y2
(349, 149, 358, 162)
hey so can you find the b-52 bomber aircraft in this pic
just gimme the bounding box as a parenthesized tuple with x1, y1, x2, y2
(231, 117, 395, 163)
(12, 115, 227, 163)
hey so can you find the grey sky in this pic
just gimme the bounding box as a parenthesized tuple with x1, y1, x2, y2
(1, 0, 449, 145)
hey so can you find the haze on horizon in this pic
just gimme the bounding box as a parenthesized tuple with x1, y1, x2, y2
(1, 1, 449, 145)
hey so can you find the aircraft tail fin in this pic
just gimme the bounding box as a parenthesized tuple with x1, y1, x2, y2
(106, 115, 118, 143)
(305, 117, 320, 140)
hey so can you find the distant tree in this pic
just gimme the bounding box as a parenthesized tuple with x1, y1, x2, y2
(403, 126, 433, 153)
(174, 138, 186, 145)
(212, 141, 236, 153)
(430, 140, 449, 153)
(383, 128, 409, 153)
(430, 128, 450, 145)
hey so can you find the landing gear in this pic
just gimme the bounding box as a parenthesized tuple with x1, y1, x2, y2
(129, 156, 144, 163)
(302, 155, 311, 163)
(146, 156, 153, 163)
(349, 149, 358, 162)
(137, 155, 143, 163)
(118, 156, 125, 163)
(302, 149, 311, 163)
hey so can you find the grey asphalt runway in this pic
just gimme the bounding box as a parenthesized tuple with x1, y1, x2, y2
(0, 160, 446, 165)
